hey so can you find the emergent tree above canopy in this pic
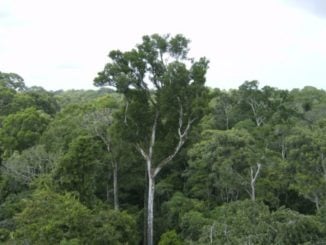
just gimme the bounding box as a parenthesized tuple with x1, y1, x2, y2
(94, 33, 209, 245)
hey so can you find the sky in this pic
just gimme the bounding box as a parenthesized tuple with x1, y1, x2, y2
(0, 0, 326, 91)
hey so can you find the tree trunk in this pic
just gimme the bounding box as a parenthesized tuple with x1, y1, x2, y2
(143, 170, 148, 245)
(147, 174, 155, 245)
(112, 160, 119, 210)
(136, 108, 193, 245)
(281, 140, 286, 160)
(250, 163, 261, 201)
(251, 177, 256, 201)
(314, 194, 320, 211)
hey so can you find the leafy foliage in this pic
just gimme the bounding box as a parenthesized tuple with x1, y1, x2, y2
(0, 107, 50, 156)
(53, 136, 104, 206)
(13, 189, 139, 244)
(1, 37, 326, 244)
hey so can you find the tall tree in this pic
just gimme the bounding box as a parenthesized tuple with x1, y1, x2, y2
(94, 34, 209, 245)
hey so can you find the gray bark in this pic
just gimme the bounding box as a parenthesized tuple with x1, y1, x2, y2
(250, 163, 261, 201)
(83, 109, 119, 210)
(147, 174, 155, 245)
(137, 105, 193, 245)
(112, 159, 119, 210)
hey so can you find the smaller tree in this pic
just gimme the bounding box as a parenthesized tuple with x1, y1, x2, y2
(179, 200, 325, 244)
(1, 145, 58, 184)
(238, 81, 267, 127)
(186, 129, 262, 203)
(158, 230, 183, 245)
(287, 126, 326, 210)
(83, 108, 120, 210)
(0, 72, 26, 91)
(0, 107, 50, 156)
(211, 89, 238, 130)
(53, 136, 103, 206)
(13, 188, 140, 244)
(14, 189, 91, 244)
(40, 103, 91, 153)
(0, 72, 26, 117)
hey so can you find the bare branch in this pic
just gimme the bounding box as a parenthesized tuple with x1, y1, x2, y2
(153, 102, 195, 178)
(250, 163, 261, 201)
(136, 144, 149, 161)
(124, 100, 129, 125)
(250, 163, 261, 183)
(1, 163, 33, 184)
(82, 108, 114, 147)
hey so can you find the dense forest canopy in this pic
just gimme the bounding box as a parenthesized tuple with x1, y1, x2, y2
(1, 34, 326, 244)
